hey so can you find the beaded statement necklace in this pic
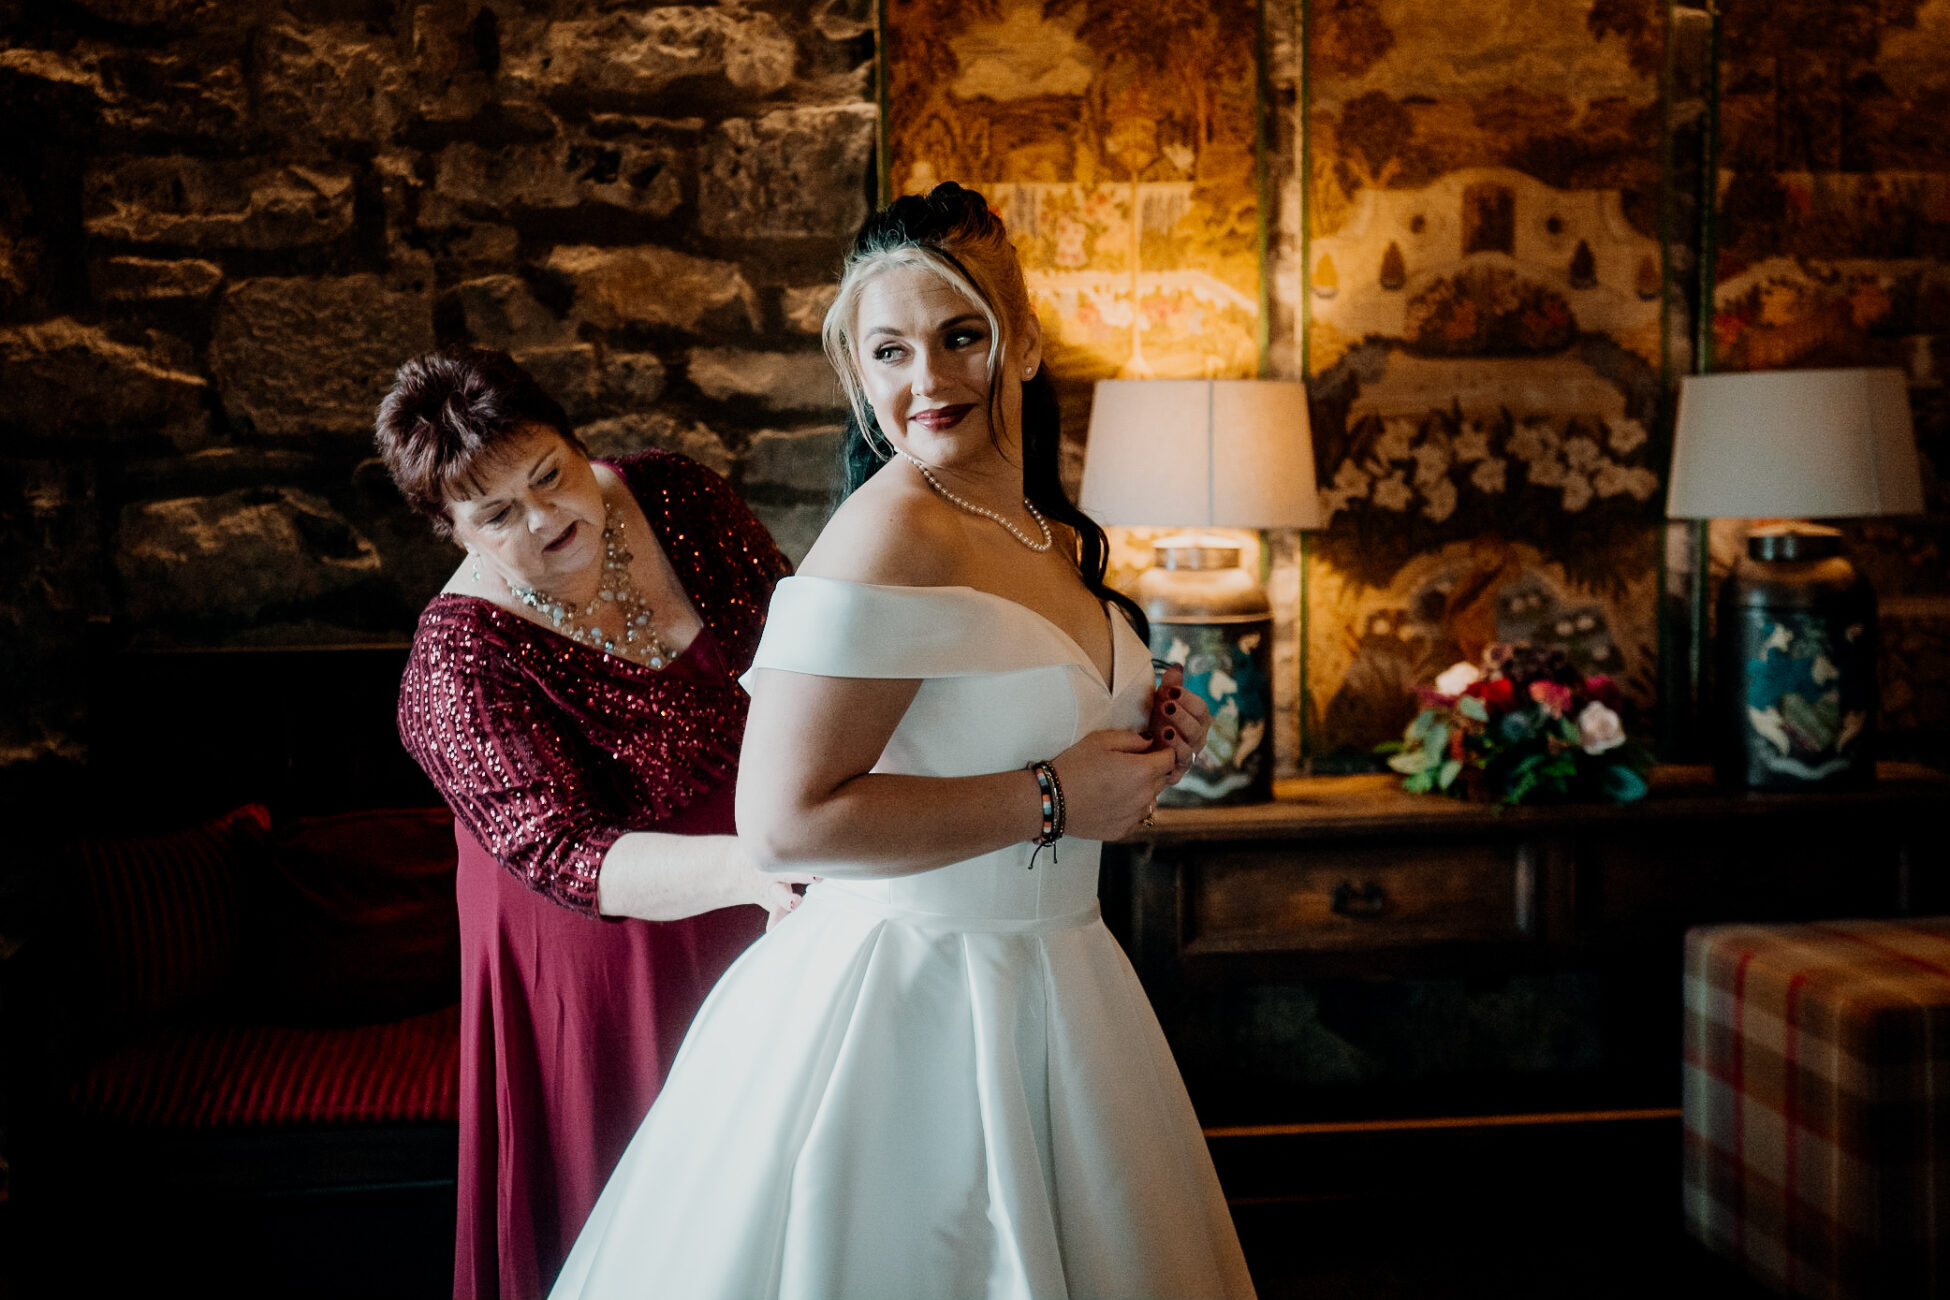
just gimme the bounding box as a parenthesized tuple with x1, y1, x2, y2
(511, 501, 679, 669)
(899, 452, 1054, 553)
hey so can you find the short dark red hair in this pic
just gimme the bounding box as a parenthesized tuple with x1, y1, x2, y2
(374, 347, 585, 534)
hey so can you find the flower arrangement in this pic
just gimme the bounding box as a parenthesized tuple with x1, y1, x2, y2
(1377, 644, 1653, 806)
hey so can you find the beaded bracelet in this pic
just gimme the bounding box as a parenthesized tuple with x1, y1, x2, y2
(1026, 759, 1066, 869)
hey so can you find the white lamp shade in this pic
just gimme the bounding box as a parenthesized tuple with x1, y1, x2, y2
(1079, 379, 1322, 529)
(1668, 368, 1924, 519)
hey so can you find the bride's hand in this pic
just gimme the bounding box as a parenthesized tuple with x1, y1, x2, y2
(745, 859, 815, 931)
(1146, 664, 1210, 785)
(1049, 729, 1176, 842)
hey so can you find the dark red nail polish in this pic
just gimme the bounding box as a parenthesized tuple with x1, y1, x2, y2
(1163, 728, 1176, 742)
(1163, 703, 1177, 716)
(1167, 687, 1183, 699)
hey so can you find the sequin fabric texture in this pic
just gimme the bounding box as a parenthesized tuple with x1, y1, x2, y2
(397, 451, 792, 915)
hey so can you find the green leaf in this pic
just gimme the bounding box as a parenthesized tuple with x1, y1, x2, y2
(1423, 723, 1450, 761)
(1457, 695, 1489, 723)
(1374, 740, 1405, 756)
(1403, 770, 1435, 794)
(1438, 758, 1463, 790)
(1405, 709, 1440, 742)
(1388, 749, 1431, 775)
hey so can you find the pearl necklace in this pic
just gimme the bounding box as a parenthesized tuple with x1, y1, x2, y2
(510, 502, 679, 669)
(900, 452, 1053, 553)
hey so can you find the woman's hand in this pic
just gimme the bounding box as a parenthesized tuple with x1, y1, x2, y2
(1148, 664, 1210, 785)
(1050, 729, 1177, 842)
(745, 861, 814, 931)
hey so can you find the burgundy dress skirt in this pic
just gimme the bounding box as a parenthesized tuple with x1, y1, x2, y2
(452, 641, 763, 1300)
(397, 450, 791, 1300)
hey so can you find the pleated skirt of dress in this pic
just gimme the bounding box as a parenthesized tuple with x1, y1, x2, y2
(549, 884, 1258, 1300)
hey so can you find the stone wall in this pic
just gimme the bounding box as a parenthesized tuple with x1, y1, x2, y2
(0, 0, 874, 776)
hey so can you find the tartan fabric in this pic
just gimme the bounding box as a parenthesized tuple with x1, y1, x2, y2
(1682, 918, 1950, 1299)
(71, 1002, 460, 1128)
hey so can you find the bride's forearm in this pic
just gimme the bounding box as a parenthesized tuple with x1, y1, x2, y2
(740, 769, 1045, 878)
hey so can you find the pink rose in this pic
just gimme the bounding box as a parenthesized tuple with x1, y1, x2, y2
(1529, 681, 1574, 718)
(1577, 701, 1626, 754)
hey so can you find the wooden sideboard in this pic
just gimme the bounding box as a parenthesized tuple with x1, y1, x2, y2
(1105, 763, 1950, 1133)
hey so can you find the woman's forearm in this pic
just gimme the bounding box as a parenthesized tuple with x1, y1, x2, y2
(595, 831, 760, 920)
(742, 768, 1045, 878)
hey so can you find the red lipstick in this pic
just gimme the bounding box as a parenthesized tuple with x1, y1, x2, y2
(543, 521, 579, 552)
(910, 404, 974, 431)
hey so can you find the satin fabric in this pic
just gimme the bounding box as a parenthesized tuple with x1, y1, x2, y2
(550, 578, 1257, 1300)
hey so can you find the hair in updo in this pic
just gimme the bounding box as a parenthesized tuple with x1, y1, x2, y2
(373, 346, 584, 536)
(821, 183, 1145, 637)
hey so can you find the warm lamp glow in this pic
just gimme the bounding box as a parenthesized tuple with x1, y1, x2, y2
(1080, 379, 1322, 529)
(1668, 368, 1923, 520)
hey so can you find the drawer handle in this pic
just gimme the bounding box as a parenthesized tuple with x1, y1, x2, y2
(1331, 880, 1388, 918)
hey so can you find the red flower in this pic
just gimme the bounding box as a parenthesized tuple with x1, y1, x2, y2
(1466, 678, 1516, 713)
(1530, 681, 1574, 718)
(1583, 675, 1623, 709)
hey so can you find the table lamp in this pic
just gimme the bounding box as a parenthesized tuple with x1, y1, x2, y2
(1081, 379, 1321, 805)
(1668, 367, 1924, 790)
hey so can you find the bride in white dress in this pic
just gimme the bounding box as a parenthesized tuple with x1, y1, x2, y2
(549, 184, 1258, 1300)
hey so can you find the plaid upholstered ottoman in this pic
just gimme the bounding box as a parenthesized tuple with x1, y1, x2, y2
(1683, 918, 1950, 1298)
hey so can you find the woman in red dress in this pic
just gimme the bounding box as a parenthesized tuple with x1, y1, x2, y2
(376, 348, 801, 1300)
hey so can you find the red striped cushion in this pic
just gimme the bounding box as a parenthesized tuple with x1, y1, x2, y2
(69, 805, 273, 1021)
(70, 1003, 460, 1128)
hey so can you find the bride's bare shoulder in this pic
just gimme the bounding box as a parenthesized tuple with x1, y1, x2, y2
(797, 467, 961, 587)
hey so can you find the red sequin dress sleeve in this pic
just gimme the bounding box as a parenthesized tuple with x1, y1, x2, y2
(396, 450, 791, 1300)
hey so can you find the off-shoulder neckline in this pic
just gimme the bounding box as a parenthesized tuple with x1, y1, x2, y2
(776, 575, 1134, 695)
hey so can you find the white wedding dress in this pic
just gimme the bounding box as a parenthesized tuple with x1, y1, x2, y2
(549, 577, 1257, 1300)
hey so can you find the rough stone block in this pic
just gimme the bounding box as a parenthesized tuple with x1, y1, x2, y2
(435, 133, 685, 218)
(428, 222, 522, 270)
(401, 2, 493, 125)
(456, 274, 575, 350)
(698, 105, 875, 238)
(782, 283, 838, 334)
(513, 343, 601, 421)
(1, 41, 252, 142)
(544, 244, 759, 334)
(687, 348, 838, 410)
(0, 318, 208, 443)
(97, 45, 249, 140)
(601, 350, 668, 410)
(212, 275, 435, 437)
(256, 24, 407, 145)
(812, 0, 875, 41)
(508, 8, 796, 104)
(92, 256, 223, 303)
(745, 424, 842, 495)
(84, 158, 356, 250)
(117, 487, 382, 623)
(578, 411, 731, 477)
